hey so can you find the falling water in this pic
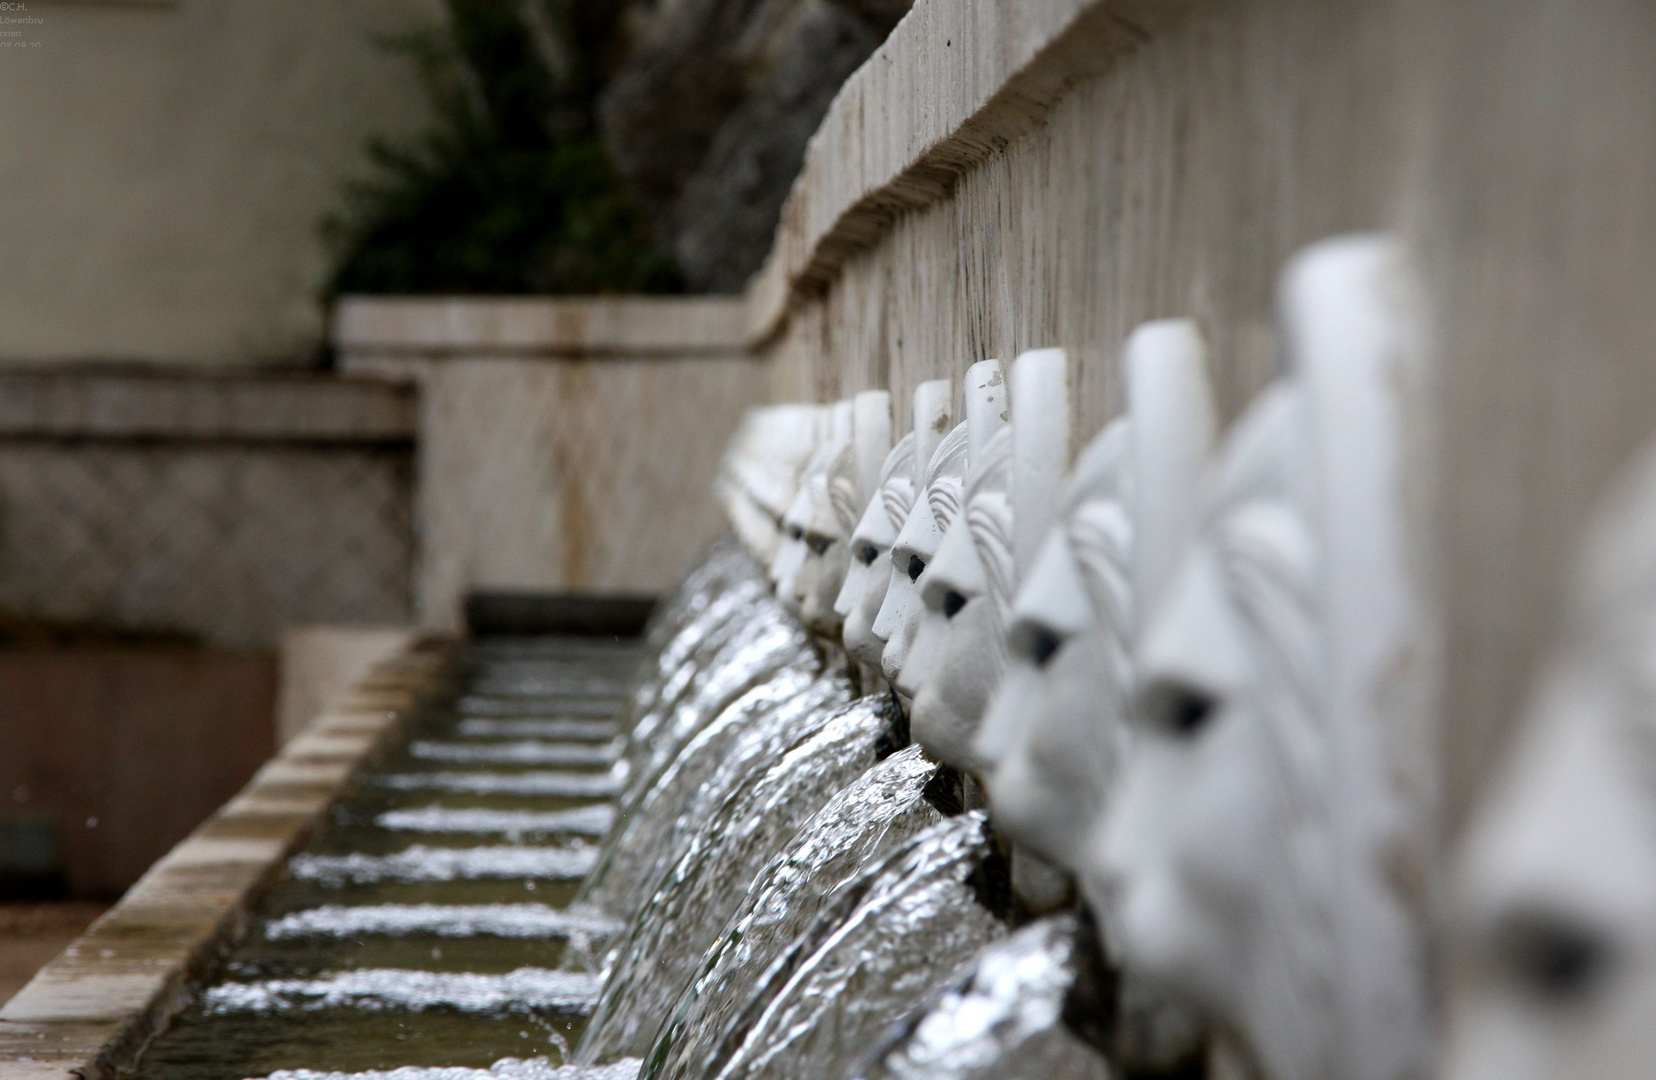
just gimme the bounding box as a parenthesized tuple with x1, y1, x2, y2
(681, 811, 1012, 1080)
(579, 660, 849, 917)
(851, 912, 1112, 1080)
(577, 692, 900, 1061)
(637, 743, 947, 1078)
(613, 546, 809, 812)
(604, 589, 806, 844)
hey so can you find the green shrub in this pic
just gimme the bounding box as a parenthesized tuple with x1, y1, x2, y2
(323, 0, 680, 296)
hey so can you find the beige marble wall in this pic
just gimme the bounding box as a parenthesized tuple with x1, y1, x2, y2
(0, 0, 442, 367)
(746, 0, 1656, 828)
(336, 297, 762, 630)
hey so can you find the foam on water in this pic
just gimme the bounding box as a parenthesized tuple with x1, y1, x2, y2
(470, 678, 630, 699)
(289, 846, 597, 886)
(261, 1057, 642, 1080)
(203, 968, 601, 1015)
(264, 904, 620, 941)
(375, 766, 625, 798)
(409, 741, 622, 767)
(375, 807, 615, 837)
(457, 697, 625, 719)
(456, 719, 618, 741)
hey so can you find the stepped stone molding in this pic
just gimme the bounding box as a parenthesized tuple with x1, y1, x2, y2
(0, 368, 413, 445)
(334, 296, 749, 360)
(0, 636, 453, 1080)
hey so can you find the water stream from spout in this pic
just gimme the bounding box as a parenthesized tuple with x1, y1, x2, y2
(124, 538, 1110, 1080)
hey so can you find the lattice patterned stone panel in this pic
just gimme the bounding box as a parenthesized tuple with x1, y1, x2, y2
(0, 443, 412, 648)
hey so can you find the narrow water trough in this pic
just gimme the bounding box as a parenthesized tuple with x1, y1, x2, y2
(134, 636, 640, 1080)
(2, 538, 1098, 1080)
(0, 632, 640, 1080)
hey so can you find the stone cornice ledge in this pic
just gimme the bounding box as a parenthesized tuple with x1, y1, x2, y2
(0, 637, 456, 1080)
(333, 296, 750, 359)
(745, 0, 1188, 345)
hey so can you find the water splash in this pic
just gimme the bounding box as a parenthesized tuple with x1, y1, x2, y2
(637, 745, 945, 1078)
(262, 1057, 642, 1080)
(289, 846, 597, 887)
(375, 767, 625, 799)
(264, 905, 620, 941)
(375, 807, 615, 838)
(202, 968, 601, 1015)
(579, 695, 898, 1061)
(456, 719, 618, 741)
(851, 913, 1110, 1080)
(457, 697, 625, 719)
(668, 812, 1010, 1080)
(409, 741, 622, 767)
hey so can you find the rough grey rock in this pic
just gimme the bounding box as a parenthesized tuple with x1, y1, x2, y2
(600, 0, 912, 292)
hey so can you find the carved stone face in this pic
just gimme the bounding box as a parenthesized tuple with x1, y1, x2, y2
(794, 460, 859, 635)
(906, 497, 1007, 767)
(1446, 441, 1656, 1080)
(872, 486, 947, 686)
(1104, 527, 1306, 990)
(718, 403, 831, 565)
(769, 481, 816, 616)
(979, 517, 1127, 874)
(1095, 236, 1429, 1080)
(874, 423, 968, 688)
(1094, 388, 1328, 1080)
(907, 428, 1014, 770)
(837, 434, 916, 669)
(1446, 647, 1656, 1080)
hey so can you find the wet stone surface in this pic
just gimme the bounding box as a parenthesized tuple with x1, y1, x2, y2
(132, 636, 641, 1080)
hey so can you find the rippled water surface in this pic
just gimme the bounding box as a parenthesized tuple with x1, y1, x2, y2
(132, 539, 1040, 1080)
(133, 634, 643, 1080)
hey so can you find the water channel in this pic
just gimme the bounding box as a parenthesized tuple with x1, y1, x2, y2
(129, 539, 1112, 1080)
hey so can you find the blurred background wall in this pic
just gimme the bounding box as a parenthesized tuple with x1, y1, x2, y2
(0, 0, 444, 368)
(0, 0, 910, 906)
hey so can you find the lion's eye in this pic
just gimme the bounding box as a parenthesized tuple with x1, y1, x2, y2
(907, 555, 925, 582)
(807, 534, 832, 556)
(1141, 680, 1219, 739)
(1029, 628, 1061, 668)
(857, 544, 879, 565)
(1494, 912, 1616, 1007)
(942, 591, 966, 619)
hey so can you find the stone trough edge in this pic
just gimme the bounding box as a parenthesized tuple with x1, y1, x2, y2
(0, 635, 461, 1080)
